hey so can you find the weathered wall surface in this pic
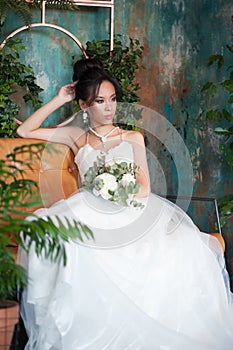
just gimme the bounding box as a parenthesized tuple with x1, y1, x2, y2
(1, 0, 233, 281)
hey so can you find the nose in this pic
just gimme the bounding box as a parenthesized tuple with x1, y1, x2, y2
(105, 101, 112, 111)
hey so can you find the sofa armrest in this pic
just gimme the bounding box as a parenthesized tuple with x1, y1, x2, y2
(0, 138, 79, 211)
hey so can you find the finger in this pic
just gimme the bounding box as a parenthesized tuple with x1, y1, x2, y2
(65, 85, 76, 92)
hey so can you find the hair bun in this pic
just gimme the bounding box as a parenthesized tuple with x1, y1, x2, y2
(73, 58, 104, 81)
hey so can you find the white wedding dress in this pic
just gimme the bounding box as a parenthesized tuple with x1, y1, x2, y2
(19, 141, 233, 350)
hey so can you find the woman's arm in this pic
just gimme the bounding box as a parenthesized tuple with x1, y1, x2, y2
(17, 82, 82, 148)
(127, 131, 151, 198)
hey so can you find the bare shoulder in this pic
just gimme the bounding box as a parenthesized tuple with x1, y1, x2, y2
(57, 125, 83, 137)
(63, 125, 84, 139)
(54, 125, 85, 152)
(121, 129, 145, 145)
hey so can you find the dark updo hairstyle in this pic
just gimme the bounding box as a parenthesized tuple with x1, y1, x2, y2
(73, 58, 122, 106)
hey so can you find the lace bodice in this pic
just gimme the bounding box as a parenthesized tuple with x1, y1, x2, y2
(74, 141, 134, 183)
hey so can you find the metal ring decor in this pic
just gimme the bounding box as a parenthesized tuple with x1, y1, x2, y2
(0, 0, 115, 126)
(0, 23, 88, 58)
(0, 23, 88, 126)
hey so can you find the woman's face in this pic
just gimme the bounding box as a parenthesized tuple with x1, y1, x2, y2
(87, 80, 117, 127)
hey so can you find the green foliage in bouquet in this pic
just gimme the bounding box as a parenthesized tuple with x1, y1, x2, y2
(83, 153, 143, 208)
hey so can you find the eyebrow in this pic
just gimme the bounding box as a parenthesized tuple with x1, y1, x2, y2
(95, 93, 116, 99)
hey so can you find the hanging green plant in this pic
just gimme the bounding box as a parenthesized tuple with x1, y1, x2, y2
(200, 16, 233, 229)
(199, 18, 233, 170)
(73, 34, 144, 130)
(0, 0, 78, 28)
(85, 34, 144, 104)
(0, 38, 43, 137)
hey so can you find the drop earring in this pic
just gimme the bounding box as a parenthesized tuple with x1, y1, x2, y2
(82, 110, 88, 125)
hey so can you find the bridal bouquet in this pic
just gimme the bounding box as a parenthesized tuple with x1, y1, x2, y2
(83, 154, 144, 208)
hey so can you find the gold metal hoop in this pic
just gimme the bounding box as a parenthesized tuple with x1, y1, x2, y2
(0, 22, 89, 125)
(0, 23, 88, 58)
(0, 0, 114, 54)
(0, 0, 115, 126)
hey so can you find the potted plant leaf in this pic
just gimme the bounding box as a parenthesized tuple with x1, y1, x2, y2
(0, 143, 93, 348)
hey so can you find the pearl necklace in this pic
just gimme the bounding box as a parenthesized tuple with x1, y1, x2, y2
(89, 126, 119, 144)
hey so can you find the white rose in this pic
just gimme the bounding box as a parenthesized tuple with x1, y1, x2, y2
(121, 173, 136, 187)
(95, 173, 118, 200)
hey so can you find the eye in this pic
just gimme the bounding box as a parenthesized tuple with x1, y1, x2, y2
(111, 96, 117, 102)
(95, 99, 104, 104)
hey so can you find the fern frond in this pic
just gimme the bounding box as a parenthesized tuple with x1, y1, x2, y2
(0, 0, 78, 28)
(31, 0, 78, 11)
(17, 215, 94, 265)
(0, 0, 33, 27)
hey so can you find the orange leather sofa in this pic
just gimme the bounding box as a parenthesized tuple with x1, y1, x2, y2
(0, 137, 79, 257)
(0, 138, 79, 210)
(0, 137, 225, 252)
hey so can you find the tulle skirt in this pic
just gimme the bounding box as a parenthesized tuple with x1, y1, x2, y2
(19, 191, 233, 349)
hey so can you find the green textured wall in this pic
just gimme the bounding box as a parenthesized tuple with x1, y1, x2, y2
(1, 0, 233, 281)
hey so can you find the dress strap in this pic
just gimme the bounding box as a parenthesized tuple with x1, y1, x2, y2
(85, 130, 89, 145)
(120, 127, 123, 142)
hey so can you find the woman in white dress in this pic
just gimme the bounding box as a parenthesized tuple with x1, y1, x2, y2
(17, 59, 233, 350)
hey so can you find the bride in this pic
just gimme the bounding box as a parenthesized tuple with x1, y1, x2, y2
(17, 59, 233, 349)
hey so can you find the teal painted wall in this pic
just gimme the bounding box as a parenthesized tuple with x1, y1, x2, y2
(1, 1, 233, 280)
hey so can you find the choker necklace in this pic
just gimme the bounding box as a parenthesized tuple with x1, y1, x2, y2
(89, 126, 119, 143)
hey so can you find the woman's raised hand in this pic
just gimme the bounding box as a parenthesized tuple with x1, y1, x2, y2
(17, 81, 78, 141)
(58, 81, 77, 103)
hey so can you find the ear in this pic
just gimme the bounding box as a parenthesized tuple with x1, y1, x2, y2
(79, 99, 88, 111)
